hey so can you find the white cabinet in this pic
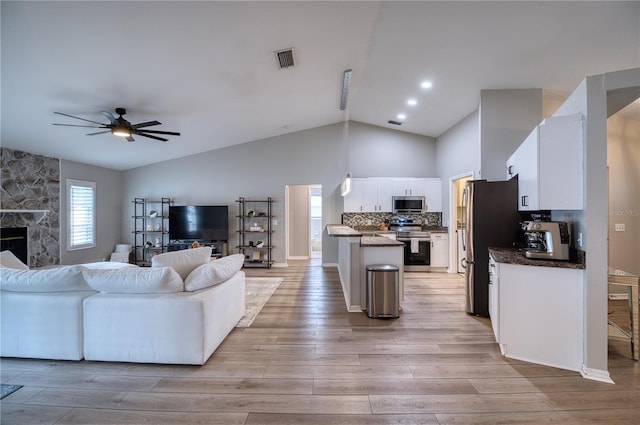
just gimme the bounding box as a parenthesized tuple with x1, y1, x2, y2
(364, 179, 392, 212)
(506, 114, 583, 211)
(344, 178, 392, 212)
(423, 178, 442, 212)
(392, 178, 425, 197)
(494, 261, 584, 372)
(343, 179, 365, 212)
(430, 232, 448, 268)
(345, 177, 442, 213)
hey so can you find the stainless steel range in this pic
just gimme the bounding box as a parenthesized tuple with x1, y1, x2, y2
(389, 218, 431, 271)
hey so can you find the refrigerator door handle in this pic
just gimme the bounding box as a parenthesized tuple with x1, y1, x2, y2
(461, 187, 468, 251)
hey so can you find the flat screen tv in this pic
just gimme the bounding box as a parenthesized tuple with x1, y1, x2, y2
(169, 205, 228, 241)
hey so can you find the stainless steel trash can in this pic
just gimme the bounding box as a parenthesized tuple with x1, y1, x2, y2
(366, 264, 399, 318)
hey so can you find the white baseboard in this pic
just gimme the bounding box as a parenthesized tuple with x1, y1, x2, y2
(288, 256, 310, 260)
(322, 262, 338, 268)
(580, 364, 615, 384)
(271, 262, 288, 268)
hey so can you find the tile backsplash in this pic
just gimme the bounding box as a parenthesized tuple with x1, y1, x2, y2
(342, 212, 442, 229)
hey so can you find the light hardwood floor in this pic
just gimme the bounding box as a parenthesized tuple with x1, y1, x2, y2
(2, 258, 640, 424)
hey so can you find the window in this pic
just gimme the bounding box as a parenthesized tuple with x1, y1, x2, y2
(67, 179, 96, 250)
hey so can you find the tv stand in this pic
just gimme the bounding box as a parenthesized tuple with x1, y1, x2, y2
(167, 241, 228, 258)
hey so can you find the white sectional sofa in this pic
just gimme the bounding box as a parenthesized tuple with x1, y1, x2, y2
(0, 261, 96, 361)
(0, 249, 246, 365)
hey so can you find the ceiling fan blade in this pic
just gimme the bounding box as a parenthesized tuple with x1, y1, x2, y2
(135, 129, 181, 136)
(102, 111, 118, 125)
(126, 135, 135, 142)
(86, 130, 111, 136)
(54, 111, 106, 126)
(53, 123, 106, 129)
(132, 120, 161, 129)
(136, 132, 168, 142)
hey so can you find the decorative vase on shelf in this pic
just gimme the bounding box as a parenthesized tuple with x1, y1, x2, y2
(149, 210, 158, 218)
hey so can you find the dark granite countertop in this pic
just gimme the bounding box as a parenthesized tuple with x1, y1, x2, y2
(354, 226, 448, 233)
(489, 246, 585, 269)
(360, 236, 404, 247)
(326, 225, 362, 237)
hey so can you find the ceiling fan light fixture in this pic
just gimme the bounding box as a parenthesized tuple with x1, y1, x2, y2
(111, 127, 131, 138)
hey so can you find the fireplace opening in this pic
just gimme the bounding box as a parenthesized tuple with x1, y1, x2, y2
(1, 227, 28, 266)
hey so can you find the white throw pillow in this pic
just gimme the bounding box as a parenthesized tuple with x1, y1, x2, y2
(0, 265, 91, 292)
(184, 254, 244, 292)
(151, 247, 212, 280)
(82, 266, 184, 294)
(0, 250, 29, 270)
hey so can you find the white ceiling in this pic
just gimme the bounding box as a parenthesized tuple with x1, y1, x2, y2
(2, 1, 639, 171)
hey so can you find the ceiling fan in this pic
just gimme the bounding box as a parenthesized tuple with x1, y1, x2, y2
(52, 107, 180, 142)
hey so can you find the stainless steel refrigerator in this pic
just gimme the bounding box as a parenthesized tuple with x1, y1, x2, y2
(462, 178, 519, 317)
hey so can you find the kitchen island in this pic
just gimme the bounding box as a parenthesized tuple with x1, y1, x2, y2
(326, 225, 404, 312)
(488, 246, 586, 374)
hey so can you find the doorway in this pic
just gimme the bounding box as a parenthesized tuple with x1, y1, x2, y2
(285, 184, 322, 260)
(310, 186, 322, 258)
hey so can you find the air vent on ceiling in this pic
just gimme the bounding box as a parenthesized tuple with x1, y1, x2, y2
(388, 120, 403, 125)
(275, 48, 295, 69)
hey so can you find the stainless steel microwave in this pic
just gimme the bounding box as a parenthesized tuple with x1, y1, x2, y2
(393, 196, 425, 214)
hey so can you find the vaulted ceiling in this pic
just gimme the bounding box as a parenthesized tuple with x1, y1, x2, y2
(2, 1, 638, 170)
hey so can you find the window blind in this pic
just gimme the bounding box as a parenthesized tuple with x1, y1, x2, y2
(67, 180, 96, 250)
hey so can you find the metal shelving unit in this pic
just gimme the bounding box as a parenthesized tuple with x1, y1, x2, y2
(236, 197, 273, 268)
(132, 197, 172, 266)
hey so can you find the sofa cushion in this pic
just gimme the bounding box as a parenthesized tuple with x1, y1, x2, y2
(0, 250, 29, 270)
(82, 266, 184, 294)
(184, 254, 244, 292)
(151, 247, 212, 280)
(0, 265, 91, 292)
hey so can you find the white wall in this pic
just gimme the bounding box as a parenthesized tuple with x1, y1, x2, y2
(479, 89, 543, 182)
(607, 112, 640, 276)
(60, 159, 123, 265)
(435, 110, 480, 225)
(121, 120, 437, 265)
(347, 122, 437, 177)
(553, 67, 640, 380)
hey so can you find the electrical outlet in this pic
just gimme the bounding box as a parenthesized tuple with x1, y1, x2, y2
(272, 219, 278, 226)
(615, 223, 625, 232)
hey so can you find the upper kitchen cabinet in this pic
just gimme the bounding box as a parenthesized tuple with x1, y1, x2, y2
(392, 178, 426, 197)
(423, 178, 442, 212)
(506, 114, 583, 211)
(344, 178, 392, 212)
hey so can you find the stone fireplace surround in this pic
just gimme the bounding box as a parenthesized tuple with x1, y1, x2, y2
(1, 148, 60, 267)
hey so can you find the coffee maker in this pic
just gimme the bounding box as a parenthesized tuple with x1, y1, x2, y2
(522, 221, 570, 260)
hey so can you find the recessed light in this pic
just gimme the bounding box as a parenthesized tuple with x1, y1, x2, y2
(407, 99, 417, 106)
(397, 114, 406, 120)
(421, 81, 433, 89)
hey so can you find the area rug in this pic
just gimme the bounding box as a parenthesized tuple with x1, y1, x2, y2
(236, 277, 283, 327)
(1, 384, 23, 400)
